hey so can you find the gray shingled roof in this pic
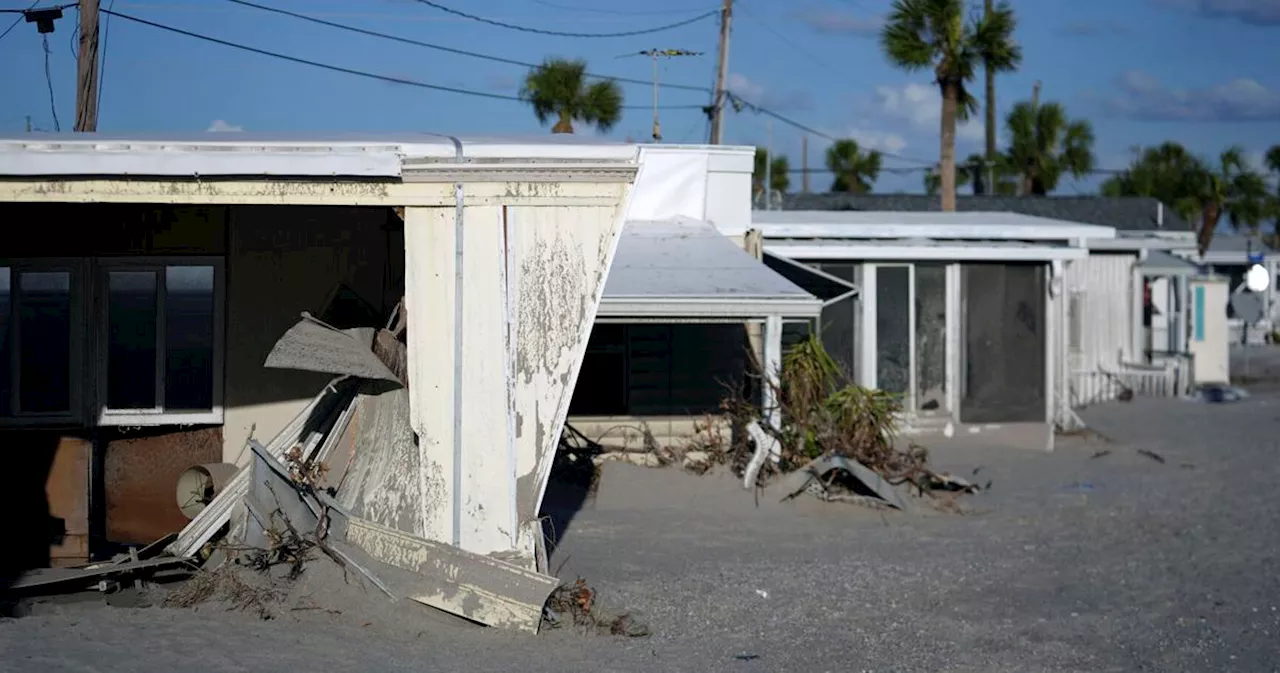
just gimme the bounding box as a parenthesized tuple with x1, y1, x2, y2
(778, 194, 1191, 232)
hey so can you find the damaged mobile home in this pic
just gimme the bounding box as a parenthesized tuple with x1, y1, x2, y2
(0, 134, 824, 629)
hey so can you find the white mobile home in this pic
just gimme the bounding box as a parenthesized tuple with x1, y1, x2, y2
(744, 210, 1118, 449)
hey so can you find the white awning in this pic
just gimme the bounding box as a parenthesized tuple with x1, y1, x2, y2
(598, 217, 822, 320)
(765, 238, 1089, 262)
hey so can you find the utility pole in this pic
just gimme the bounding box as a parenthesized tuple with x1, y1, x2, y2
(25, 116, 32, 133)
(801, 135, 810, 193)
(708, 0, 732, 144)
(75, 0, 100, 132)
(631, 49, 701, 142)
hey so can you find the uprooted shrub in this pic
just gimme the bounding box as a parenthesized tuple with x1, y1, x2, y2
(726, 334, 931, 484)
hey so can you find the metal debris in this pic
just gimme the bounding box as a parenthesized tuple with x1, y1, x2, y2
(779, 454, 910, 510)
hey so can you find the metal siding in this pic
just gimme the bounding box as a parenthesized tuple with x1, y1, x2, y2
(1064, 253, 1136, 406)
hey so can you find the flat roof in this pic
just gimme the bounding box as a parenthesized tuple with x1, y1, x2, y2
(0, 132, 641, 178)
(1141, 250, 1199, 276)
(752, 209, 1116, 241)
(766, 238, 1090, 262)
(599, 217, 821, 320)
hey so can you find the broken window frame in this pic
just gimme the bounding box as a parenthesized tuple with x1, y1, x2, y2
(0, 258, 88, 425)
(94, 256, 225, 427)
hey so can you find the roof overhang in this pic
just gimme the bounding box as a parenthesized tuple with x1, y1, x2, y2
(1088, 236, 1197, 252)
(597, 217, 822, 322)
(0, 133, 641, 181)
(751, 210, 1117, 242)
(765, 240, 1089, 262)
(1141, 250, 1199, 277)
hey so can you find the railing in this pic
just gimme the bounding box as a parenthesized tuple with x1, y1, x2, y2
(1070, 354, 1192, 407)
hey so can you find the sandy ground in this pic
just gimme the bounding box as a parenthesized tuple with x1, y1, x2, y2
(4, 393, 1280, 672)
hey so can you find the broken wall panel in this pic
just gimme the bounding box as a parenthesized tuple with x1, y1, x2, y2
(404, 201, 627, 560)
(104, 426, 222, 544)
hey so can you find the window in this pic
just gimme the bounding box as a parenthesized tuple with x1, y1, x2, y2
(0, 262, 83, 422)
(97, 259, 224, 425)
(0, 257, 223, 427)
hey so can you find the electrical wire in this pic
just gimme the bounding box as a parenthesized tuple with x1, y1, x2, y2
(527, 0, 717, 16)
(0, 0, 40, 42)
(223, 0, 710, 93)
(100, 9, 704, 110)
(98, 0, 115, 114)
(408, 0, 717, 38)
(41, 32, 60, 131)
(735, 1, 846, 79)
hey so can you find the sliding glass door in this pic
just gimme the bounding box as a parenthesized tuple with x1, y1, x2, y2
(871, 263, 950, 416)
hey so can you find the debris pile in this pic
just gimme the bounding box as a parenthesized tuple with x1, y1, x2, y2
(543, 578, 650, 638)
(728, 335, 983, 511)
(4, 304, 591, 636)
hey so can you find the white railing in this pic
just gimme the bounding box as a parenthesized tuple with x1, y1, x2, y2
(1070, 357, 1190, 408)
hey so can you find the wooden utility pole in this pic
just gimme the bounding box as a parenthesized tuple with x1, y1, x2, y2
(801, 135, 810, 193)
(708, 0, 732, 144)
(74, 0, 100, 132)
(982, 0, 995, 195)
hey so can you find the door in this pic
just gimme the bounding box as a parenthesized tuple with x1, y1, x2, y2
(960, 263, 1046, 423)
(871, 263, 949, 415)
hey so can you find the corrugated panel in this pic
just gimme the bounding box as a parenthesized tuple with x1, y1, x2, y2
(1065, 253, 1135, 406)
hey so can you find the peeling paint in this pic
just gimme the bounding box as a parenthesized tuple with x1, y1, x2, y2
(344, 516, 557, 632)
(334, 389, 428, 536)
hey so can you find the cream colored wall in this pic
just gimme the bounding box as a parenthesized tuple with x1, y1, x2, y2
(221, 205, 401, 464)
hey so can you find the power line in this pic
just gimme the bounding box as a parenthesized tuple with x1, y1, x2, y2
(41, 32, 60, 131)
(97, 0, 114, 113)
(100, 9, 704, 110)
(527, 0, 717, 17)
(222, 0, 710, 94)
(408, 0, 717, 38)
(734, 1, 845, 78)
(0, 0, 40, 42)
(727, 93, 936, 167)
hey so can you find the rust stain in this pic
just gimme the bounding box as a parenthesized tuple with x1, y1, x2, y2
(105, 427, 222, 544)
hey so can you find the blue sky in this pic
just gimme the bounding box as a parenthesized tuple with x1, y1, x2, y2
(0, 0, 1278, 193)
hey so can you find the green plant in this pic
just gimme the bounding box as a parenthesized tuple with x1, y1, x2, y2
(519, 58, 623, 134)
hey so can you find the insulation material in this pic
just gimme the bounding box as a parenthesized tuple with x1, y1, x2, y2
(961, 263, 1047, 423)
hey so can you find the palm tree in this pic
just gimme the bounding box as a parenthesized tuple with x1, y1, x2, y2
(753, 148, 791, 202)
(825, 139, 883, 194)
(925, 154, 1016, 196)
(1102, 143, 1269, 255)
(1267, 145, 1280, 175)
(519, 58, 623, 134)
(1004, 100, 1095, 195)
(1192, 148, 1269, 254)
(881, 0, 1021, 211)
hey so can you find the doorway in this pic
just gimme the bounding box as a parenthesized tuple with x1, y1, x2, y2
(959, 263, 1046, 423)
(869, 263, 949, 416)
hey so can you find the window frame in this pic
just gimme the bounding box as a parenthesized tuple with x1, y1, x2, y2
(93, 256, 225, 427)
(0, 258, 88, 426)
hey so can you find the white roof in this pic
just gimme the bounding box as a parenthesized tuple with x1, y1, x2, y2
(599, 217, 821, 320)
(766, 238, 1090, 262)
(752, 209, 1116, 241)
(0, 132, 640, 178)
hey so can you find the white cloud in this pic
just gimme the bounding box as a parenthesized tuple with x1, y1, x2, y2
(1106, 71, 1280, 122)
(845, 127, 909, 154)
(793, 9, 883, 35)
(207, 119, 244, 132)
(874, 83, 984, 143)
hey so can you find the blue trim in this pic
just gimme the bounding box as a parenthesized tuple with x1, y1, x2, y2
(1194, 286, 1205, 342)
